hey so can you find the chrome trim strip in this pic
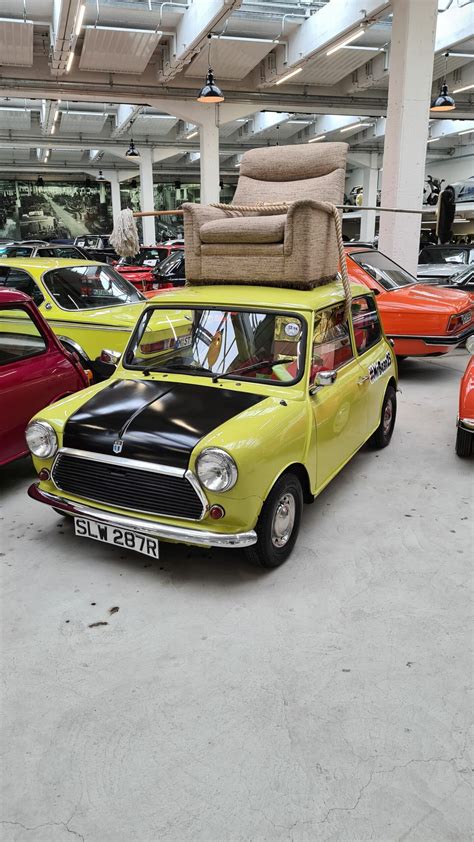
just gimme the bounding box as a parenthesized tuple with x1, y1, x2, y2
(388, 326, 473, 346)
(57, 336, 89, 360)
(51, 448, 208, 521)
(49, 320, 132, 332)
(28, 485, 256, 548)
(54, 447, 184, 476)
(458, 417, 474, 431)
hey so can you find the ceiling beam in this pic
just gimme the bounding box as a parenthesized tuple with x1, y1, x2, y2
(435, 1, 474, 52)
(157, 0, 243, 82)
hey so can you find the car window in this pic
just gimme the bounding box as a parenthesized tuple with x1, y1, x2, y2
(352, 296, 382, 353)
(4, 246, 34, 258)
(0, 267, 44, 306)
(51, 247, 81, 258)
(311, 304, 353, 378)
(350, 250, 415, 289)
(0, 306, 47, 365)
(42, 264, 143, 309)
(37, 248, 56, 257)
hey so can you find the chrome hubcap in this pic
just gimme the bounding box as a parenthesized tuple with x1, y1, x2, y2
(383, 400, 393, 436)
(271, 493, 296, 548)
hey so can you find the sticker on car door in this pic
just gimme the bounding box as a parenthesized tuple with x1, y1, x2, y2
(368, 351, 392, 383)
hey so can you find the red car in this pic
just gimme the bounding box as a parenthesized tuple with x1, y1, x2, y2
(115, 243, 184, 292)
(456, 337, 474, 457)
(0, 289, 89, 465)
(346, 247, 474, 357)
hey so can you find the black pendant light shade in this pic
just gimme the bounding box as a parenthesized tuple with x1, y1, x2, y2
(430, 83, 456, 112)
(36, 176, 44, 187)
(431, 52, 456, 112)
(197, 34, 224, 103)
(97, 170, 105, 181)
(197, 67, 225, 103)
(125, 138, 140, 157)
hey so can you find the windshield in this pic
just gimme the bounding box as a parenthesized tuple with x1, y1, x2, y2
(419, 247, 469, 265)
(350, 250, 415, 290)
(124, 306, 306, 385)
(42, 265, 144, 310)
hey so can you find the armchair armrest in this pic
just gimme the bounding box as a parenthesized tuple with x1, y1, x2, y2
(284, 199, 336, 255)
(182, 203, 230, 256)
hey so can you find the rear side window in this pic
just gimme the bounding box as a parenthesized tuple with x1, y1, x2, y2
(0, 267, 44, 306)
(312, 304, 353, 377)
(352, 296, 382, 354)
(0, 306, 46, 365)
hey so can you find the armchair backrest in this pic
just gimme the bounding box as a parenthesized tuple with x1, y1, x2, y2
(233, 142, 348, 206)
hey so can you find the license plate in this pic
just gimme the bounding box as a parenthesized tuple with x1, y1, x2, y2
(175, 334, 192, 349)
(74, 517, 159, 558)
(461, 311, 471, 325)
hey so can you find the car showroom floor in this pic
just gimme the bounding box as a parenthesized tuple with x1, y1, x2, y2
(1, 351, 472, 842)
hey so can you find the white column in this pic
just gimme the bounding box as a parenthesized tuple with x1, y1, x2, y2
(199, 107, 220, 204)
(139, 147, 155, 245)
(109, 172, 121, 222)
(360, 154, 379, 242)
(378, 0, 438, 275)
(99, 181, 106, 204)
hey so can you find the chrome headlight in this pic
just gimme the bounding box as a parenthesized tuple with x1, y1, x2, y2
(25, 420, 58, 459)
(196, 448, 237, 492)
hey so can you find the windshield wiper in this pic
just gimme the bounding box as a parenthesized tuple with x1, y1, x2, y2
(212, 358, 294, 383)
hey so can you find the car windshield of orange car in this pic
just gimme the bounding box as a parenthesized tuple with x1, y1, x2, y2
(42, 265, 144, 310)
(350, 250, 415, 290)
(124, 307, 306, 385)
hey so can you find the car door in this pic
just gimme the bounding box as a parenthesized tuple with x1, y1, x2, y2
(310, 302, 368, 492)
(0, 304, 53, 463)
(0, 266, 45, 307)
(352, 295, 391, 433)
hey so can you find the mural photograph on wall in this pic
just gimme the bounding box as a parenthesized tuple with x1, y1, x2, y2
(0, 179, 113, 241)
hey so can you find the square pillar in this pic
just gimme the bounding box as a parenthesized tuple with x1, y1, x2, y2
(199, 107, 220, 204)
(139, 147, 156, 245)
(109, 172, 122, 222)
(360, 154, 379, 242)
(378, 0, 438, 274)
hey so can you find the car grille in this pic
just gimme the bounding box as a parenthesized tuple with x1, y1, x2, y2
(52, 451, 205, 521)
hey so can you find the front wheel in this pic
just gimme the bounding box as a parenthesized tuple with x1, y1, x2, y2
(369, 385, 397, 449)
(455, 427, 472, 458)
(245, 472, 303, 569)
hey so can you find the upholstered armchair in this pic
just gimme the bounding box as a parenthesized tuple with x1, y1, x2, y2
(182, 142, 348, 289)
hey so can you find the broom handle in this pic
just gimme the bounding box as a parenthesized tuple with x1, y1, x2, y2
(133, 206, 426, 217)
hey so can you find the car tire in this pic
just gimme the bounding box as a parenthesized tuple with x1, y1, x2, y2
(455, 427, 472, 458)
(369, 385, 397, 449)
(245, 472, 303, 570)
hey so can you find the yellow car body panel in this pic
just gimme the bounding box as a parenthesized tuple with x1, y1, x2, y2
(0, 258, 146, 360)
(28, 280, 397, 546)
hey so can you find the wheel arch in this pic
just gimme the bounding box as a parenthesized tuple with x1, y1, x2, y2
(57, 336, 89, 363)
(278, 462, 313, 504)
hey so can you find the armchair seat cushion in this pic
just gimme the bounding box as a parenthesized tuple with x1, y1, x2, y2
(200, 214, 286, 245)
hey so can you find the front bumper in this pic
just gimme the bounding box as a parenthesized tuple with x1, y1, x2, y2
(457, 417, 474, 432)
(28, 483, 257, 549)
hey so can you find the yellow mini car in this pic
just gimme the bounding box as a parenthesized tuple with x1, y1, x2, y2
(26, 280, 397, 568)
(0, 258, 147, 366)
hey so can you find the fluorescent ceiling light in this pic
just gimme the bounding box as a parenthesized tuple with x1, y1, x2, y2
(86, 25, 162, 35)
(308, 134, 326, 143)
(427, 137, 439, 143)
(51, 124, 56, 134)
(458, 128, 473, 135)
(66, 52, 74, 72)
(287, 119, 312, 124)
(340, 122, 372, 133)
(327, 28, 365, 56)
(75, 3, 85, 36)
(61, 110, 111, 116)
(452, 83, 474, 94)
(186, 131, 198, 139)
(275, 67, 302, 85)
(236, 119, 248, 122)
(141, 114, 175, 119)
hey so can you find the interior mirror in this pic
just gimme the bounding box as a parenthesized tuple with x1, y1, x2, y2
(100, 348, 121, 365)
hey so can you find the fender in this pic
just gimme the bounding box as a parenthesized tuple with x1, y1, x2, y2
(57, 336, 89, 362)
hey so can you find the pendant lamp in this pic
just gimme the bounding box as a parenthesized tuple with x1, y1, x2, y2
(431, 52, 456, 112)
(125, 120, 140, 157)
(197, 34, 224, 103)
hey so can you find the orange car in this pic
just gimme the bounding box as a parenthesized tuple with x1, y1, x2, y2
(346, 247, 474, 357)
(456, 337, 474, 457)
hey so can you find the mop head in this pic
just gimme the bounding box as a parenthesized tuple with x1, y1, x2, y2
(109, 208, 140, 257)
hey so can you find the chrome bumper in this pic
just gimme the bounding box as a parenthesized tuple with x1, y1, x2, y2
(457, 417, 474, 432)
(28, 484, 257, 549)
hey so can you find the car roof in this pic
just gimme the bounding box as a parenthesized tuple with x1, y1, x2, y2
(142, 279, 368, 311)
(0, 288, 32, 304)
(0, 258, 108, 270)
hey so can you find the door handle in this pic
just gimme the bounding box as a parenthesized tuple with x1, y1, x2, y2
(357, 375, 370, 385)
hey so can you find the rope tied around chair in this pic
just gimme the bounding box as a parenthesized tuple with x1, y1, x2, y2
(210, 200, 352, 320)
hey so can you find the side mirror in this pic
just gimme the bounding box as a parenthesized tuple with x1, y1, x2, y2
(100, 348, 121, 365)
(310, 369, 337, 394)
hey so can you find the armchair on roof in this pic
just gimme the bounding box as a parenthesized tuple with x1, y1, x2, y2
(182, 142, 348, 289)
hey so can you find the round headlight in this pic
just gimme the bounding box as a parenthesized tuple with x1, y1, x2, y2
(196, 448, 237, 492)
(25, 420, 58, 459)
(466, 335, 474, 355)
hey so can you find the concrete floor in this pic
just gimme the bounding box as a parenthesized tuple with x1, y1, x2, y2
(1, 351, 472, 842)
